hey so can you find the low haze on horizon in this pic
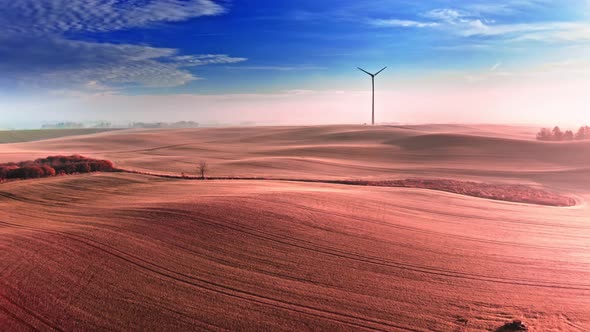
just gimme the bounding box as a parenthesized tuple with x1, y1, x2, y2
(1, 0, 589, 128)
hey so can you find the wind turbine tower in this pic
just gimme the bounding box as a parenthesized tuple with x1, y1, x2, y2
(358, 66, 387, 125)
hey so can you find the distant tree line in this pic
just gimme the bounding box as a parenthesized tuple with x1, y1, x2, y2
(129, 121, 199, 129)
(42, 122, 85, 129)
(38, 121, 199, 129)
(93, 121, 112, 128)
(43, 121, 112, 129)
(536, 126, 590, 141)
(0, 155, 114, 181)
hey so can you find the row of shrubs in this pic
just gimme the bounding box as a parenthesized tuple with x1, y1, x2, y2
(536, 126, 590, 141)
(0, 155, 115, 181)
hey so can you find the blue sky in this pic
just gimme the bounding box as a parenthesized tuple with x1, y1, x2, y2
(1, 0, 589, 127)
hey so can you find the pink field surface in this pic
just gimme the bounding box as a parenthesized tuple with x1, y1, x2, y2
(1, 125, 590, 331)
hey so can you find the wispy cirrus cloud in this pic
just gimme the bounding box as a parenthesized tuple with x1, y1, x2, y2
(463, 0, 552, 15)
(425, 8, 590, 39)
(0, 0, 245, 92)
(0, 0, 225, 34)
(174, 55, 248, 67)
(224, 65, 326, 71)
(370, 2, 590, 42)
(370, 19, 439, 28)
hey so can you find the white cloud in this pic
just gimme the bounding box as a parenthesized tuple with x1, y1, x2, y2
(465, 1, 551, 15)
(373, 5, 590, 43)
(174, 55, 248, 66)
(0, 36, 246, 89)
(0, 0, 246, 90)
(224, 65, 326, 71)
(371, 19, 439, 28)
(424, 9, 466, 21)
(458, 21, 590, 38)
(0, 0, 225, 34)
(513, 24, 590, 41)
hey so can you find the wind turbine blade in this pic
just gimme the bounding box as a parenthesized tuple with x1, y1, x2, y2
(374, 66, 387, 76)
(358, 67, 373, 76)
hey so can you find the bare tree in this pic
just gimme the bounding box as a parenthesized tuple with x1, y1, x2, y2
(197, 160, 208, 180)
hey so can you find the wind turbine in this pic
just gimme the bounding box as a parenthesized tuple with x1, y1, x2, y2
(358, 66, 387, 125)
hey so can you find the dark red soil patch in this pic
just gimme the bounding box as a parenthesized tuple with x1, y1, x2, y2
(117, 168, 576, 207)
(336, 179, 577, 207)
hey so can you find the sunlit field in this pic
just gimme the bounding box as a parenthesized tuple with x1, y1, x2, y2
(2, 125, 589, 331)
